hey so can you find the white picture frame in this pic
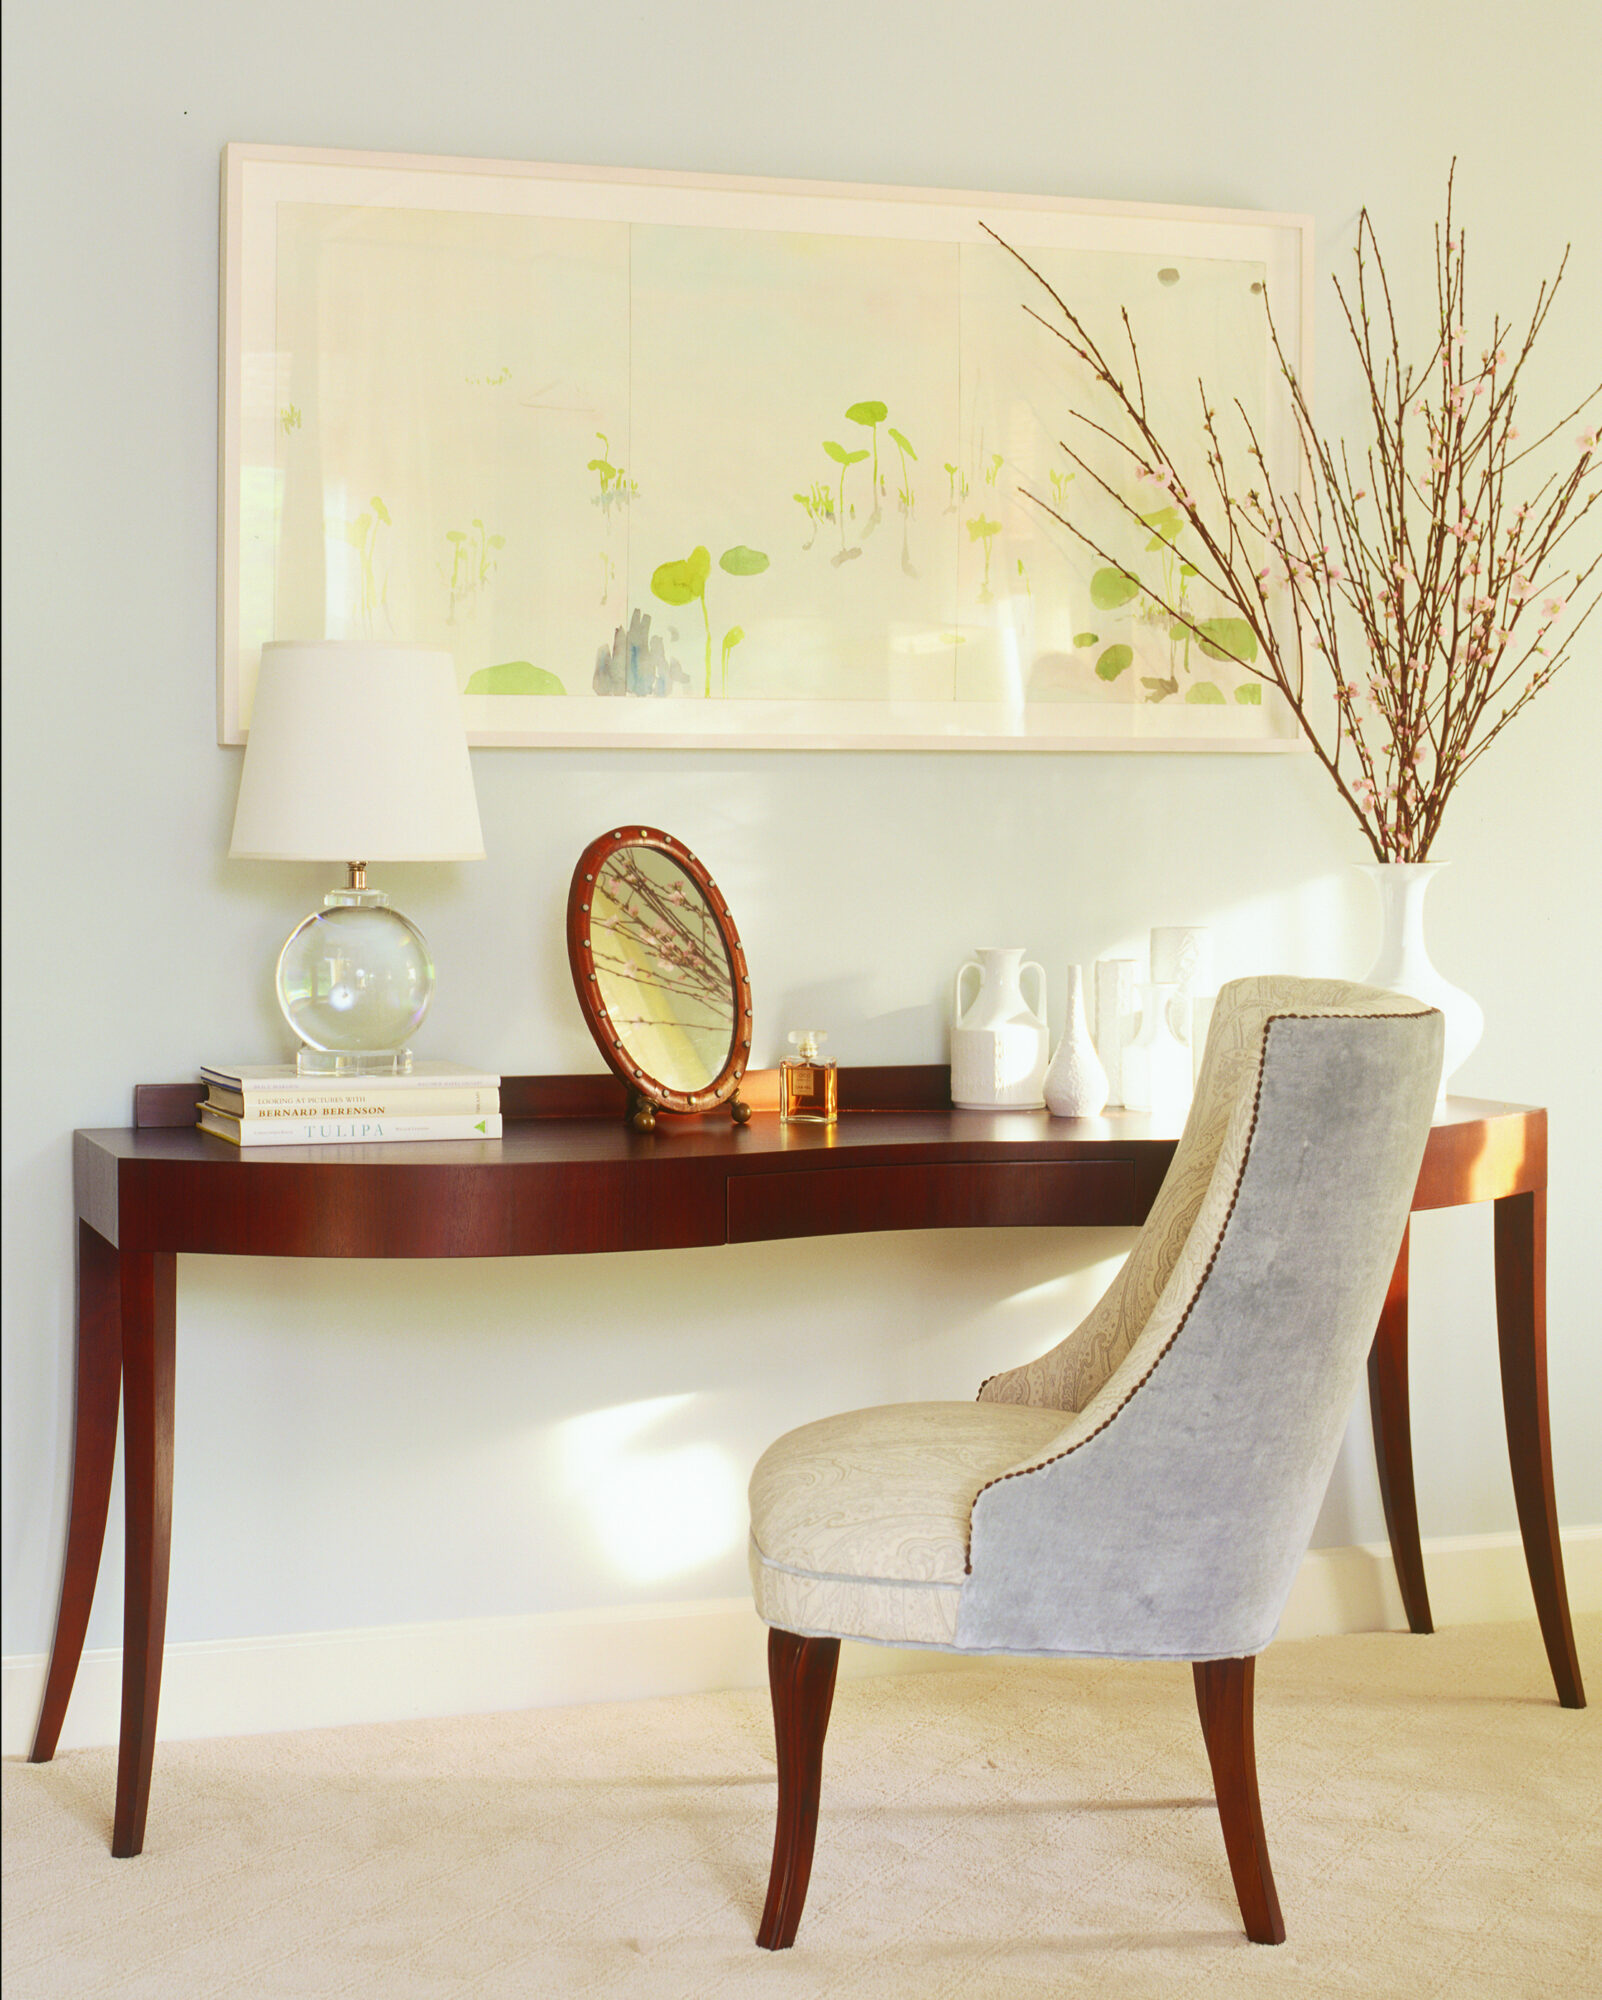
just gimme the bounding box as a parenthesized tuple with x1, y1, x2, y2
(220, 144, 1313, 752)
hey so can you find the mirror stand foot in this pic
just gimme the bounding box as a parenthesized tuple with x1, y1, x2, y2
(730, 1098, 752, 1125)
(626, 1092, 657, 1132)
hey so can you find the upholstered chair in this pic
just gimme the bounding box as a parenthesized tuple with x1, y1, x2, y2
(747, 977, 1442, 1948)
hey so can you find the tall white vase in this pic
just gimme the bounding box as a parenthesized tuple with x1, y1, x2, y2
(1121, 981, 1193, 1123)
(1358, 862, 1483, 1104)
(1093, 958, 1139, 1107)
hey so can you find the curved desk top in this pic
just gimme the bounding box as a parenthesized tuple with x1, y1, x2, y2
(76, 1069, 1544, 1260)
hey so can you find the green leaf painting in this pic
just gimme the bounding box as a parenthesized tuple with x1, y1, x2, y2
(1141, 506, 1186, 547)
(823, 439, 870, 528)
(252, 197, 1297, 743)
(1196, 617, 1260, 664)
(966, 514, 1001, 600)
(845, 400, 888, 494)
(651, 545, 712, 605)
(1090, 566, 1141, 610)
(465, 660, 566, 695)
(887, 427, 917, 513)
(720, 624, 745, 688)
(1235, 683, 1262, 705)
(651, 542, 768, 696)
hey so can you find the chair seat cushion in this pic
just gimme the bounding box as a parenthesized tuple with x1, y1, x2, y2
(748, 1401, 1067, 1646)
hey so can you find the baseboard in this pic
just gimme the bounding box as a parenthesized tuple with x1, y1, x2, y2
(6, 1527, 1596, 1756)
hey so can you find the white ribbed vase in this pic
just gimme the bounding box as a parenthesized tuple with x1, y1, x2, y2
(1358, 862, 1483, 1104)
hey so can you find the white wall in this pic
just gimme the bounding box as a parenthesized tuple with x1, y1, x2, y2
(4, 1, 1598, 1711)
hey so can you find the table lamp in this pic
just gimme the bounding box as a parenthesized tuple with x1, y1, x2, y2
(229, 641, 485, 1075)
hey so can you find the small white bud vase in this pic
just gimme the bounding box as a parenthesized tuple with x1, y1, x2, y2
(951, 946, 1050, 1109)
(1093, 958, 1139, 1106)
(1358, 862, 1483, 1104)
(1043, 964, 1108, 1118)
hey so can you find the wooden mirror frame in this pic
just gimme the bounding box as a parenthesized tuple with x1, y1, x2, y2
(567, 826, 754, 1130)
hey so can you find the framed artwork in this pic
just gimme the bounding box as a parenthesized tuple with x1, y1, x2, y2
(220, 146, 1313, 751)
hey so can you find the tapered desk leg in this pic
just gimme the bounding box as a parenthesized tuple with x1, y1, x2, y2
(30, 1221, 123, 1764)
(1494, 1190, 1585, 1709)
(1367, 1224, 1433, 1634)
(112, 1250, 177, 1856)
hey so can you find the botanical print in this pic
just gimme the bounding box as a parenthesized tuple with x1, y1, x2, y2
(627, 223, 959, 705)
(226, 155, 1306, 747)
(269, 202, 631, 702)
(956, 244, 1272, 710)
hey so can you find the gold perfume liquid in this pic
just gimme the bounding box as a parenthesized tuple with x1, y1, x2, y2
(780, 1030, 838, 1124)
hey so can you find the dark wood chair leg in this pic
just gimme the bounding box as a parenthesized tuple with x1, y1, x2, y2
(1193, 1658, 1213, 1751)
(30, 1221, 123, 1764)
(112, 1251, 177, 1858)
(1193, 1657, 1285, 1945)
(756, 1628, 840, 1950)
(1367, 1224, 1434, 1633)
(1495, 1190, 1585, 1709)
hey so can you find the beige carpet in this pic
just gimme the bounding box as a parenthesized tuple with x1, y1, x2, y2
(4, 1617, 1597, 1999)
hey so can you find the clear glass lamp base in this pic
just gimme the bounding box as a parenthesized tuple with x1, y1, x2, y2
(295, 1046, 416, 1077)
(275, 886, 435, 1075)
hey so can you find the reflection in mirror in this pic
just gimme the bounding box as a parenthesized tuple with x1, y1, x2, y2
(590, 846, 733, 1095)
(568, 827, 753, 1129)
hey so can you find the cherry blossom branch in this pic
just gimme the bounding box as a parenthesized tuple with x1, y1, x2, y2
(984, 169, 1599, 859)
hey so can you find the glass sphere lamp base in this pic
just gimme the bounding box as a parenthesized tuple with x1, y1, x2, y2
(275, 878, 435, 1075)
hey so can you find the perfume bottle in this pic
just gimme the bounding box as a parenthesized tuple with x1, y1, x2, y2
(780, 1030, 838, 1125)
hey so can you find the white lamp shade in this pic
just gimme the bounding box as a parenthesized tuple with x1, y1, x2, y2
(230, 642, 485, 862)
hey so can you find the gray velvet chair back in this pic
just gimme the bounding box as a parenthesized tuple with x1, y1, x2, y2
(959, 979, 1442, 1662)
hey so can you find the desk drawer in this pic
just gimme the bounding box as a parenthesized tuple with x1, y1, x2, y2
(727, 1160, 1137, 1243)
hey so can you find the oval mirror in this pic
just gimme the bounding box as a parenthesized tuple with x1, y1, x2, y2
(567, 827, 753, 1129)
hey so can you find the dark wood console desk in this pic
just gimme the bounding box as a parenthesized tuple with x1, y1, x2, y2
(32, 1070, 1585, 1857)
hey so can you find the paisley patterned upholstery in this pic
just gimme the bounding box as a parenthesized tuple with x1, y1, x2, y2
(748, 978, 1443, 1662)
(747, 1401, 1066, 1644)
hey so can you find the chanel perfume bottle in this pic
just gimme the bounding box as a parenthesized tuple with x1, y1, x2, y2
(780, 1030, 838, 1125)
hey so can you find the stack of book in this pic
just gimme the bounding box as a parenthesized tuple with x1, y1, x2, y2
(197, 1061, 502, 1147)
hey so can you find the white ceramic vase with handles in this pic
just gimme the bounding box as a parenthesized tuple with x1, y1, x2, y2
(951, 947, 1049, 1109)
